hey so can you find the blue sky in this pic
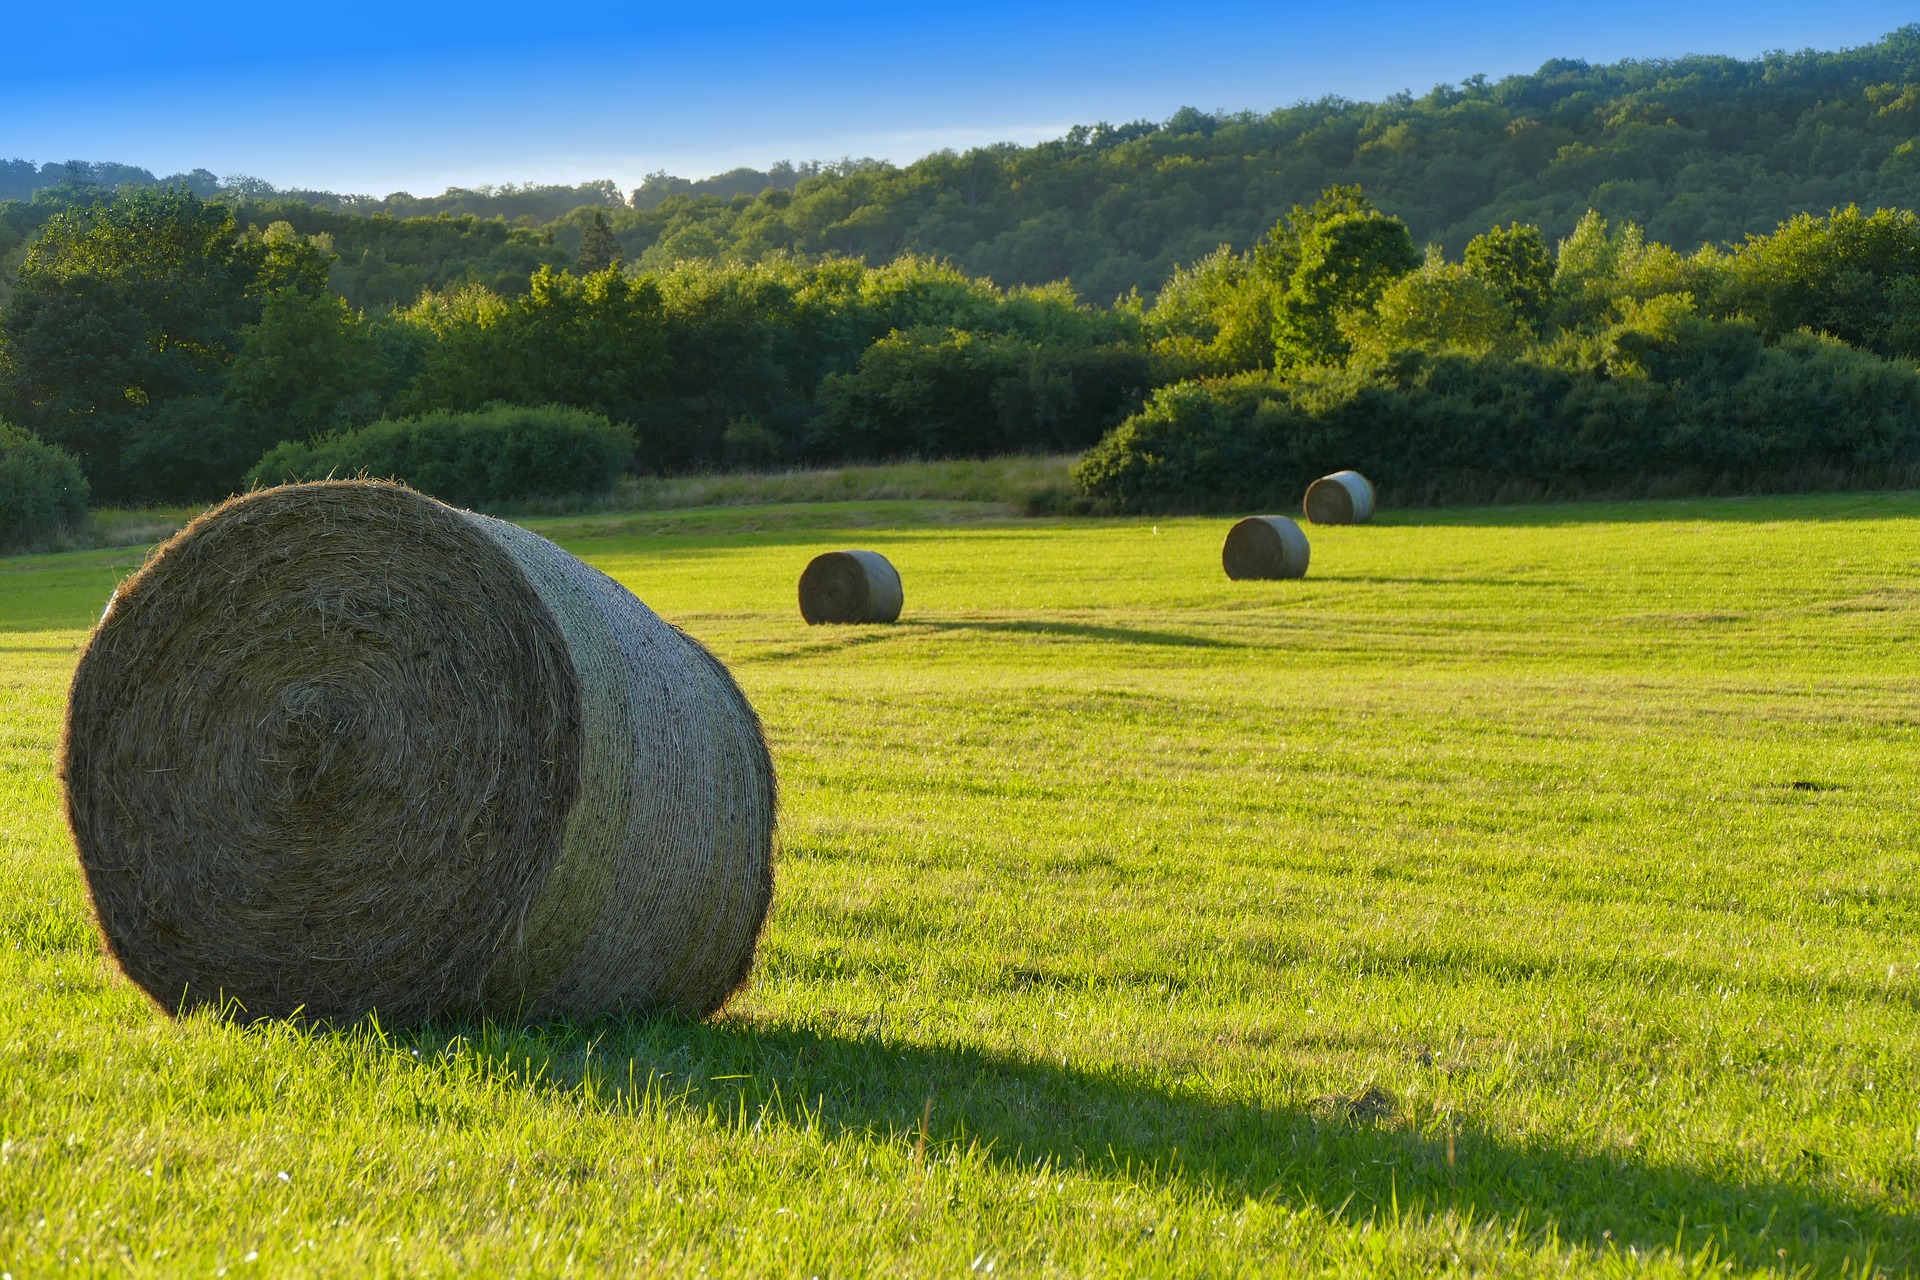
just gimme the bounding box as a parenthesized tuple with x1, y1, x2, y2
(6, 1, 1914, 196)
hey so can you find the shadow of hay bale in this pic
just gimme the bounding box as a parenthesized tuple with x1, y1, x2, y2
(360, 1014, 1917, 1274)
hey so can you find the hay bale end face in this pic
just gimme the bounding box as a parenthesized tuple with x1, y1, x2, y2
(798, 550, 903, 624)
(1222, 516, 1311, 580)
(62, 481, 776, 1027)
(1303, 470, 1376, 525)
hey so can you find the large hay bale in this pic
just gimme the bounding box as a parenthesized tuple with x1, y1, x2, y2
(798, 550, 903, 624)
(62, 481, 776, 1026)
(1222, 515, 1311, 580)
(1303, 470, 1376, 524)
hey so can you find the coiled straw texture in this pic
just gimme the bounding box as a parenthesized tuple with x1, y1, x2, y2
(62, 481, 775, 1026)
(797, 550, 903, 624)
(1222, 516, 1312, 580)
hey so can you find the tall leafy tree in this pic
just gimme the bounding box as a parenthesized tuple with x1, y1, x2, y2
(1464, 223, 1555, 329)
(1707, 206, 1920, 357)
(1253, 186, 1379, 286)
(1271, 211, 1421, 367)
(227, 288, 385, 442)
(575, 210, 621, 273)
(0, 191, 326, 499)
(401, 266, 671, 457)
(1145, 189, 1382, 377)
(1344, 262, 1523, 358)
(1147, 247, 1272, 375)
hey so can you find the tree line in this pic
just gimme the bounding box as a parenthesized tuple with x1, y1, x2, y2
(6, 27, 1919, 310)
(6, 23, 1920, 526)
(588, 25, 1920, 305)
(6, 176, 1920, 521)
(0, 190, 1153, 505)
(1077, 190, 1920, 510)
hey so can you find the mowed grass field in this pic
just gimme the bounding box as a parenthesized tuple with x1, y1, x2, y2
(1, 492, 1917, 1277)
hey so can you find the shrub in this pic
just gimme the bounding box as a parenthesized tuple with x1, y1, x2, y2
(117, 396, 269, 504)
(721, 417, 784, 471)
(1071, 376, 1303, 513)
(395, 268, 669, 441)
(247, 404, 635, 507)
(1074, 311, 1920, 512)
(1344, 263, 1525, 358)
(0, 422, 89, 551)
(810, 328, 1158, 461)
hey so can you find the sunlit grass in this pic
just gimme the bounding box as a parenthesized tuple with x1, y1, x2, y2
(2, 491, 1917, 1275)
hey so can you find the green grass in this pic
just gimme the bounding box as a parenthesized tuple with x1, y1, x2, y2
(505, 453, 1079, 516)
(2, 491, 1917, 1276)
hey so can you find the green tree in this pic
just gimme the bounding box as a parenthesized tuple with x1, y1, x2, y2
(1147, 247, 1272, 375)
(1550, 212, 1709, 333)
(401, 266, 670, 459)
(1271, 211, 1421, 367)
(227, 288, 384, 444)
(1463, 223, 1554, 329)
(1253, 185, 1378, 285)
(1344, 262, 1523, 358)
(0, 189, 291, 499)
(575, 210, 621, 274)
(250, 220, 334, 294)
(1142, 189, 1388, 378)
(1707, 206, 1920, 357)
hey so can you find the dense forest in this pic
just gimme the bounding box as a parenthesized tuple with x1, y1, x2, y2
(5, 28, 1920, 307)
(5, 27, 1920, 541)
(6, 176, 1920, 520)
(1076, 192, 1920, 511)
(0, 187, 1155, 507)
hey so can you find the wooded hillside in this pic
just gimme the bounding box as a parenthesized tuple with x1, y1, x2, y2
(4, 28, 1918, 306)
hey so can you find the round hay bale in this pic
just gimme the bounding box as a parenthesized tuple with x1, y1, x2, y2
(1222, 516, 1311, 580)
(798, 550, 903, 624)
(1303, 470, 1376, 524)
(61, 481, 776, 1027)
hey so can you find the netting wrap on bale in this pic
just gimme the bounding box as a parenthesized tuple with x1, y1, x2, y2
(1303, 470, 1376, 525)
(798, 550, 903, 624)
(62, 481, 777, 1027)
(1222, 516, 1312, 580)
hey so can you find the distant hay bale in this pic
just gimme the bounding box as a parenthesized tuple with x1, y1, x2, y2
(61, 480, 776, 1027)
(1303, 470, 1376, 525)
(1222, 516, 1311, 580)
(798, 550, 903, 624)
